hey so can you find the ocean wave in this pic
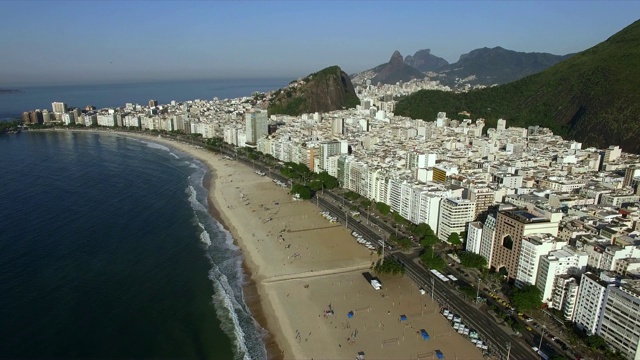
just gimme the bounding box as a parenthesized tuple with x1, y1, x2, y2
(210, 265, 252, 360)
(140, 140, 171, 153)
(169, 152, 179, 159)
(185, 177, 266, 360)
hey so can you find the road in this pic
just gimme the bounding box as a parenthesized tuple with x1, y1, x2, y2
(392, 251, 536, 360)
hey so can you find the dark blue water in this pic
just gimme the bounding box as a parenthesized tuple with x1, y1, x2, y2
(0, 78, 289, 120)
(0, 131, 266, 359)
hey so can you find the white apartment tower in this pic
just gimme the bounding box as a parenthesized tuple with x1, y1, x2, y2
(466, 222, 483, 254)
(479, 214, 497, 266)
(536, 246, 588, 305)
(574, 272, 615, 336)
(437, 198, 475, 242)
(515, 234, 567, 288)
(598, 280, 640, 360)
(52, 102, 68, 114)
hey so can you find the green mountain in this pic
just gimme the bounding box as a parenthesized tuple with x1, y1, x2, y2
(268, 66, 359, 116)
(395, 19, 640, 153)
(438, 47, 572, 87)
(371, 51, 426, 85)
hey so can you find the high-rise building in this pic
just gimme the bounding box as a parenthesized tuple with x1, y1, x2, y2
(149, 99, 158, 108)
(598, 280, 640, 359)
(466, 222, 483, 254)
(332, 118, 345, 136)
(245, 109, 268, 144)
(575, 272, 615, 336)
(536, 246, 588, 305)
(490, 209, 560, 279)
(52, 102, 68, 114)
(437, 198, 475, 242)
(318, 141, 341, 171)
(515, 234, 566, 288)
(468, 187, 495, 221)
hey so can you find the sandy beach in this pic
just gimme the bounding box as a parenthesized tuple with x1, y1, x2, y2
(114, 131, 484, 360)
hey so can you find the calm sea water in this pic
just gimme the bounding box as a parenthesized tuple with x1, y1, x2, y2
(0, 78, 289, 120)
(0, 131, 266, 359)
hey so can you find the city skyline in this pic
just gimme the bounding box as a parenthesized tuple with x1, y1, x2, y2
(1, 1, 639, 85)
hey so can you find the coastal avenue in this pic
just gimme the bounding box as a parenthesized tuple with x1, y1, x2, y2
(185, 138, 535, 360)
(393, 251, 533, 360)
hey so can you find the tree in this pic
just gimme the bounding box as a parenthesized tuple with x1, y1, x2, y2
(447, 232, 462, 247)
(512, 285, 542, 311)
(376, 202, 390, 215)
(316, 171, 338, 189)
(585, 335, 606, 350)
(414, 223, 435, 239)
(373, 258, 405, 275)
(459, 252, 488, 270)
(420, 234, 439, 248)
(420, 247, 445, 271)
(291, 184, 312, 200)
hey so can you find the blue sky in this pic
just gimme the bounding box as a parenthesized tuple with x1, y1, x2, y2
(1, 1, 639, 85)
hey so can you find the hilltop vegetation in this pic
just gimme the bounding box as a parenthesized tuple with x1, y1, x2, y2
(268, 66, 359, 116)
(395, 19, 640, 152)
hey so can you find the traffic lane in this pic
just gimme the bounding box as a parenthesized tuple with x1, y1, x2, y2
(317, 197, 383, 243)
(412, 273, 531, 360)
(402, 265, 531, 360)
(395, 253, 533, 360)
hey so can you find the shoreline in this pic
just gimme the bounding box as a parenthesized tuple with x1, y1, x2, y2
(30, 129, 485, 360)
(203, 166, 284, 360)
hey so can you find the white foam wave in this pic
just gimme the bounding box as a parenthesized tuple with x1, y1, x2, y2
(169, 152, 179, 159)
(210, 267, 253, 360)
(200, 229, 212, 246)
(141, 140, 171, 152)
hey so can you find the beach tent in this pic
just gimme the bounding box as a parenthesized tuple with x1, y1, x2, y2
(400, 314, 407, 321)
(435, 350, 444, 359)
(420, 329, 430, 340)
(356, 351, 365, 360)
(347, 311, 354, 318)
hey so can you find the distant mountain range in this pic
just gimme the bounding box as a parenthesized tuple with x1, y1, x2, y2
(351, 46, 571, 88)
(394, 19, 640, 153)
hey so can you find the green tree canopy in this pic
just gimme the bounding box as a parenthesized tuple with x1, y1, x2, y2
(414, 223, 435, 239)
(373, 258, 405, 275)
(459, 252, 488, 270)
(376, 202, 390, 215)
(447, 232, 462, 246)
(420, 247, 445, 271)
(420, 234, 439, 248)
(512, 285, 542, 311)
(316, 171, 338, 189)
(291, 184, 312, 200)
(585, 335, 606, 350)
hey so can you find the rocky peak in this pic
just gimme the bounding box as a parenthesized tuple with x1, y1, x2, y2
(390, 50, 404, 65)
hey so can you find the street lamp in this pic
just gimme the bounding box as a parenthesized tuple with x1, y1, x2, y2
(476, 278, 482, 303)
(539, 325, 546, 351)
(506, 342, 512, 360)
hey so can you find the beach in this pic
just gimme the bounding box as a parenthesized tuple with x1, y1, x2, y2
(117, 132, 484, 360)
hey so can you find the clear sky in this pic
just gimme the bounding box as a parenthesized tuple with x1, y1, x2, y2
(1, 1, 639, 85)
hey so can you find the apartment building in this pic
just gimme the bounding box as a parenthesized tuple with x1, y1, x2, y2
(490, 209, 560, 279)
(437, 198, 475, 242)
(598, 280, 640, 360)
(575, 272, 616, 336)
(536, 246, 588, 305)
(515, 234, 566, 288)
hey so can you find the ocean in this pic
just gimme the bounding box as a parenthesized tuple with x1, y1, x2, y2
(0, 131, 266, 359)
(0, 78, 290, 120)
